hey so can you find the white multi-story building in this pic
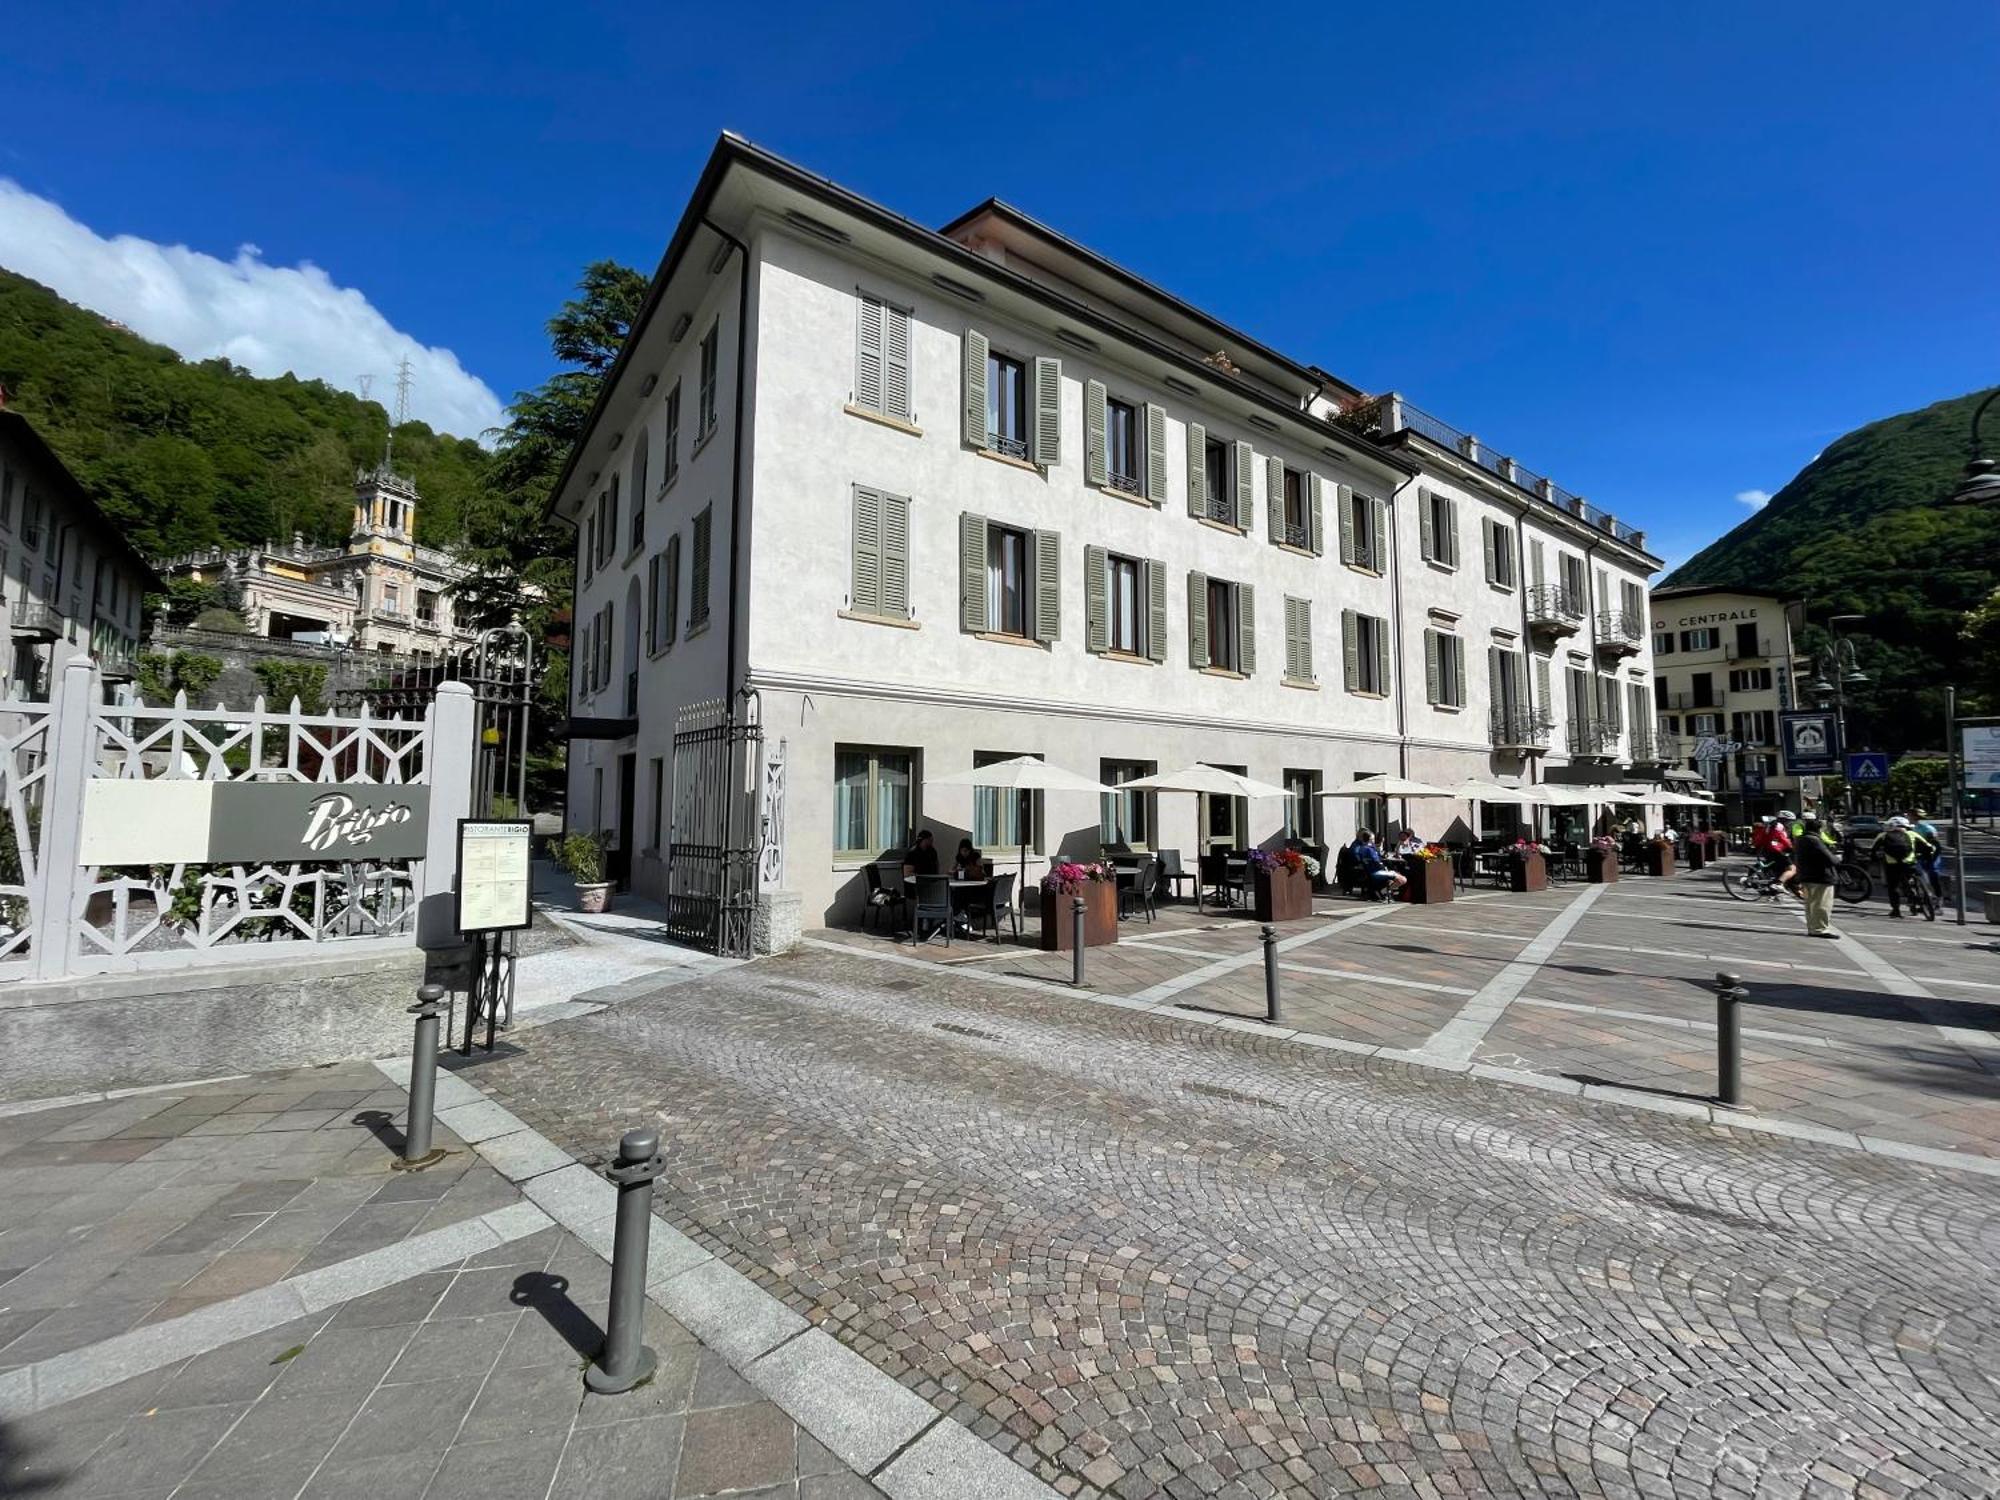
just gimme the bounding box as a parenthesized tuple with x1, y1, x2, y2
(551, 136, 1662, 923)
(1647, 586, 1802, 823)
(0, 404, 159, 700)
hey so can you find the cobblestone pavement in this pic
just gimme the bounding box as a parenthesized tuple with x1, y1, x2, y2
(0, 1062, 881, 1499)
(471, 939, 2000, 1499)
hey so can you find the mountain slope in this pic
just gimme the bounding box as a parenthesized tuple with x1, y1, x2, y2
(1664, 387, 1999, 752)
(0, 268, 487, 557)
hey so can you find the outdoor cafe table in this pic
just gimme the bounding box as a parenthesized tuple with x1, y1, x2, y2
(903, 875, 997, 924)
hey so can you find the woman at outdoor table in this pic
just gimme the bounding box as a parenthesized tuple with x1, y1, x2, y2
(1394, 829, 1424, 858)
(953, 838, 985, 879)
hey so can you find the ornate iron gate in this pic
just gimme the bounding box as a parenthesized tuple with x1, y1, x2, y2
(665, 696, 763, 956)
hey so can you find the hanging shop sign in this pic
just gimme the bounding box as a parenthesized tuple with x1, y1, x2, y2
(79, 781, 431, 866)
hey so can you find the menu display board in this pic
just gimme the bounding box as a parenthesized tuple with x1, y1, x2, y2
(456, 819, 533, 934)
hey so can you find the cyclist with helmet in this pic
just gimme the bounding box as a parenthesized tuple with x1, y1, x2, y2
(1906, 808, 1945, 898)
(1872, 815, 1937, 918)
(1751, 813, 1795, 889)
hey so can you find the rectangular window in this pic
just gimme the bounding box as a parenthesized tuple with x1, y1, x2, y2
(1425, 629, 1465, 708)
(663, 383, 681, 485)
(1206, 577, 1239, 671)
(854, 292, 912, 423)
(1283, 596, 1314, 684)
(1653, 633, 1674, 656)
(605, 479, 620, 567)
(1732, 709, 1777, 745)
(1680, 627, 1719, 653)
(1483, 518, 1516, 589)
(986, 351, 1029, 458)
(645, 554, 659, 652)
(417, 591, 438, 625)
(1107, 554, 1140, 655)
(698, 320, 720, 437)
(1105, 399, 1139, 494)
(1344, 490, 1383, 572)
(1421, 490, 1458, 567)
(689, 508, 712, 630)
(655, 535, 680, 649)
(21, 491, 41, 550)
(648, 758, 664, 850)
(986, 524, 1030, 636)
(1281, 468, 1307, 548)
(1100, 759, 1156, 848)
(1734, 621, 1760, 658)
(1203, 439, 1231, 525)
(1689, 670, 1716, 707)
(1559, 552, 1586, 604)
(972, 750, 1039, 854)
(582, 512, 596, 582)
(849, 486, 910, 621)
(1729, 666, 1773, 692)
(1690, 712, 1722, 736)
(833, 745, 914, 858)
(1344, 612, 1390, 695)
(1283, 769, 1322, 844)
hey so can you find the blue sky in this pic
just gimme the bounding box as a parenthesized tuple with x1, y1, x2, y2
(4, 1, 1996, 569)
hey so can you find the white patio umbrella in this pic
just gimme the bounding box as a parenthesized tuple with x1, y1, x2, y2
(1114, 764, 1290, 911)
(1446, 778, 1542, 803)
(1320, 774, 1455, 844)
(926, 756, 1116, 894)
(1522, 784, 1603, 806)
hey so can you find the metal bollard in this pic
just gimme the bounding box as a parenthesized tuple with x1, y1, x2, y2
(1262, 925, 1281, 1024)
(1071, 897, 1086, 987)
(395, 983, 449, 1171)
(1715, 971, 1747, 1108)
(586, 1126, 664, 1394)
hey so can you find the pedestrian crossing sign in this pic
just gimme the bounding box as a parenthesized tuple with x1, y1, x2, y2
(1845, 752, 1890, 784)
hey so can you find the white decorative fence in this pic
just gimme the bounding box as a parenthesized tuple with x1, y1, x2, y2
(0, 658, 473, 985)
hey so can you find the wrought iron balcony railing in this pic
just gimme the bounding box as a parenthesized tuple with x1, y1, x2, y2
(1568, 720, 1620, 757)
(1595, 610, 1644, 650)
(1526, 585, 1584, 630)
(9, 601, 59, 639)
(1490, 710, 1553, 751)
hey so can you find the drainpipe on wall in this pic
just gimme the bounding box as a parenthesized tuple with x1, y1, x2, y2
(1386, 486, 1410, 820)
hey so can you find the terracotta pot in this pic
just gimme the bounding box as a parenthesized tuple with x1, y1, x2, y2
(575, 882, 612, 914)
(1509, 848, 1547, 893)
(1038, 880, 1118, 950)
(1586, 848, 1619, 883)
(1253, 865, 1313, 922)
(1403, 858, 1454, 904)
(1644, 842, 1676, 878)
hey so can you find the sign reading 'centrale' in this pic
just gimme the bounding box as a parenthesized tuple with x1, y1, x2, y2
(79, 781, 431, 866)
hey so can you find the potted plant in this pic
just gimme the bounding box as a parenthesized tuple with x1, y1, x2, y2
(1507, 837, 1548, 893)
(1249, 847, 1315, 921)
(1585, 834, 1620, 884)
(1644, 836, 1676, 878)
(555, 831, 612, 913)
(1037, 860, 1118, 950)
(1402, 843, 1454, 904)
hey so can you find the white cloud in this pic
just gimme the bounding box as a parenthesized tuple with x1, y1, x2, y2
(0, 179, 504, 441)
(1735, 489, 1772, 509)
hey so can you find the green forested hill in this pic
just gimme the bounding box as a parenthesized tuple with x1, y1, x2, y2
(1664, 387, 2000, 749)
(0, 268, 488, 556)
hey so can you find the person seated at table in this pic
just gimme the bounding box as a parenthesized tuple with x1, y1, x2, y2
(903, 829, 940, 878)
(1351, 830, 1407, 899)
(953, 838, 985, 879)
(1395, 829, 1424, 858)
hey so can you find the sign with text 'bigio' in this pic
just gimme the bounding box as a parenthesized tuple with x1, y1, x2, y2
(80, 781, 431, 866)
(456, 819, 533, 934)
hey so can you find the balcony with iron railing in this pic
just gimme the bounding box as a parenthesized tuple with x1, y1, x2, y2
(1106, 467, 1142, 498)
(1526, 585, 1585, 635)
(1663, 690, 1726, 712)
(987, 430, 1031, 462)
(97, 642, 136, 682)
(1490, 709, 1553, 753)
(1567, 719, 1621, 758)
(1626, 730, 1669, 764)
(1724, 636, 1777, 661)
(9, 600, 59, 640)
(1204, 491, 1234, 527)
(1595, 610, 1644, 656)
(1283, 519, 1310, 549)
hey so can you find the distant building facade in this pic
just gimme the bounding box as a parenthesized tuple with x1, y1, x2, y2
(1648, 586, 1802, 822)
(0, 406, 160, 700)
(156, 465, 477, 658)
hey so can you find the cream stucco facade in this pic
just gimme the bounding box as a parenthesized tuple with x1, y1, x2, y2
(555, 137, 1665, 924)
(1648, 586, 1802, 822)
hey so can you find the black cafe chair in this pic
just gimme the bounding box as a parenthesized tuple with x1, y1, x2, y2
(964, 872, 1018, 942)
(1155, 849, 1195, 904)
(911, 874, 953, 946)
(862, 862, 906, 931)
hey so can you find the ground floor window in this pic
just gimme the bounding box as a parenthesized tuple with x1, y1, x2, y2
(1207, 764, 1248, 850)
(1283, 769, 1322, 843)
(835, 745, 914, 858)
(972, 750, 1039, 853)
(1349, 771, 1387, 843)
(648, 757, 664, 851)
(1100, 759, 1156, 848)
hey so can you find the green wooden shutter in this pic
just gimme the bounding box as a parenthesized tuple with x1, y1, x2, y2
(1373, 614, 1391, 696)
(1266, 456, 1284, 543)
(851, 485, 882, 615)
(1308, 474, 1326, 556)
(1282, 598, 1299, 681)
(1482, 519, 1497, 583)
(959, 512, 988, 632)
(1419, 490, 1435, 561)
(1372, 499, 1389, 571)
(1234, 441, 1254, 530)
(855, 293, 884, 413)
(1085, 380, 1108, 487)
(1187, 571, 1209, 668)
(1144, 403, 1167, 504)
(1453, 638, 1467, 708)
(881, 493, 910, 618)
(1534, 653, 1552, 716)
(646, 554, 659, 651)
(1488, 645, 1503, 713)
(1185, 421, 1206, 517)
(962, 329, 988, 447)
(1033, 529, 1061, 641)
(1032, 356, 1062, 467)
(690, 507, 711, 625)
(1294, 598, 1312, 681)
(1424, 630, 1441, 704)
(1145, 558, 1166, 663)
(1530, 540, 1546, 589)
(1237, 583, 1255, 675)
(663, 535, 678, 646)
(1084, 544, 1107, 653)
(1443, 499, 1458, 567)
(1338, 485, 1355, 563)
(1342, 609, 1359, 690)
(883, 304, 911, 422)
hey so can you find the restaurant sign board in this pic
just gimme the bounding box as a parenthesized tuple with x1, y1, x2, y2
(80, 781, 431, 866)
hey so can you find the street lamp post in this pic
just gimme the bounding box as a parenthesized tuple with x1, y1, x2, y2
(1948, 389, 2000, 508)
(1807, 614, 1869, 809)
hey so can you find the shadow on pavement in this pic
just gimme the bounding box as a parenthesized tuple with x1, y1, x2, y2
(0, 1419, 67, 1495)
(511, 1270, 605, 1361)
(352, 1107, 407, 1155)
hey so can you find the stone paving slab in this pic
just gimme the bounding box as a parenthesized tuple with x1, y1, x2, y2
(467, 941, 2000, 1499)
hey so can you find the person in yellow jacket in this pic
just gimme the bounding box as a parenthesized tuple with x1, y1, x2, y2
(1871, 816, 1936, 919)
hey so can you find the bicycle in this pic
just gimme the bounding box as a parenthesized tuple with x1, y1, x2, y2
(1721, 858, 1795, 904)
(1894, 870, 1938, 923)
